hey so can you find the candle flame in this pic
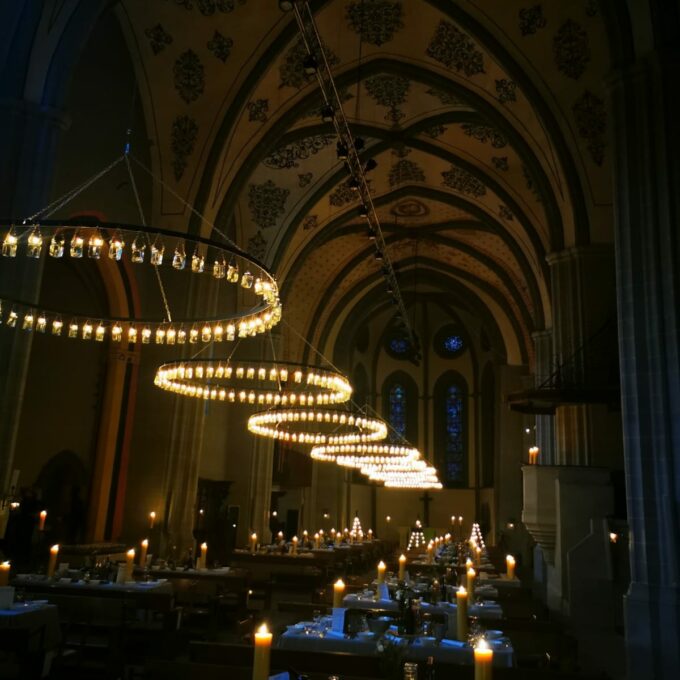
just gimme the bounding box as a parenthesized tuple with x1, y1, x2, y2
(468, 567, 476, 576)
(506, 554, 515, 564)
(40, 510, 47, 518)
(257, 623, 269, 635)
(476, 638, 490, 651)
(399, 554, 406, 562)
(127, 549, 135, 557)
(142, 539, 149, 547)
(1, 561, 10, 567)
(458, 586, 467, 594)
(149, 511, 156, 519)
(201, 542, 207, 549)
(378, 560, 386, 569)
(335, 578, 345, 587)
(50, 544, 59, 554)
(251, 533, 257, 540)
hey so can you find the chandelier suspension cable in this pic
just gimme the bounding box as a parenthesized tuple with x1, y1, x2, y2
(22, 155, 125, 225)
(129, 154, 240, 252)
(124, 152, 173, 323)
(281, 316, 417, 449)
(291, 1, 420, 354)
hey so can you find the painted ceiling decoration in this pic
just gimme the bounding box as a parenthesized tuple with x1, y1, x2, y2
(119, 0, 615, 370)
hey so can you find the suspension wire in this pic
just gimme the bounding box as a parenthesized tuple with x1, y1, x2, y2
(129, 154, 239, 251)
(124, 153, 173, 323)
(23, 155, 125, 224)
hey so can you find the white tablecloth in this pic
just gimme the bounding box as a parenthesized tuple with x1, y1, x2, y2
(343, 595, 503, 619)
(279, 628, 513, 667)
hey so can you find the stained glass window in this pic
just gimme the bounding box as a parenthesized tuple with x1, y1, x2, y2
(444, 384, 464, 483)
(443, 335, 464, 353)
(389, 384, 406, 442)
(388, 336, 410, 356)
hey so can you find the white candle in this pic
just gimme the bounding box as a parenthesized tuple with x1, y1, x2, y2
(506, 554, 516, 580)
(199, 542, 208, 569)
(252, 623, 272, 680)
(139, 539, 149, 567)
(47, 545, 59, 578)
(314, 532, 320, 549)
(250, 532, 258, 554)
(398, 554, 406, 581)
(149, 511, 156, 529)
(467, 567, 476, 600)
(38, 510, 47, 531)
(125, 549, 135, 581)
(0, 561, 10, 587)
(333, 579, 345, 608)
(377, 560, 386, 584)
(474, 638, 494, 680)
(456, 586, 468, 641)
(291, 536, 298, 555)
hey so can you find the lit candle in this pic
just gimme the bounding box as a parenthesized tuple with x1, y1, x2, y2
(0, 561, 10, 587)
(199, 542, 208, 569)
(47, 544, 59, 578)
(277, 531, 284, 546)
(467, 567, 476, 600)
(427, 542, 434, 564)
(367, 529, 373, 541)
(39, 510, 47, 531)
(291, 536, 298, 555)
(506, 554, 516, 580)
(139, 539, 149, 567)
(398, 554, 407, 580)
(314, 532, 320, 549)
(465, 557, 473, 570)
(250, 532, 258, 554)
(475, 545, 482, 567)
(456, 586, 468, 641)
(333, 578, 345, 608)
(149, 511, 156, 529)
(125, 549, 135, 581)
(252, 622, 272, 680)
(474, 638, 494, 680)
(529, 446, 539, 465)
(377, 560, 386, 584)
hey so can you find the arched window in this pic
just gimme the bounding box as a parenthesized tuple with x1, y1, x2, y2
(382, 372, 418, 445)
(434, 372, 468, 487)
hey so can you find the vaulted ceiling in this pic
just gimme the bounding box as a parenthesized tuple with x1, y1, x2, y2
(117, 0, 614, 369)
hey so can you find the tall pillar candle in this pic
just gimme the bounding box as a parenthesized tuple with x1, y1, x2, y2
(139, 539, 148, 567)
(47, 544, 59, 578)
(398, 554, 407, 580)
(377, 561, 386, 584)
(474, 639, 493, 680)
(314, 532, 320, 549)
(291, 536, 298, 555)
(252, 623, 272, 680)
(250, 533, 258, 554)
(528, 446, 539, 465)
(0, 561, 9, 587)
(198, 542, 208, 569)
(38, 510, 47, 531)
(506, 555, 516, 580)
(125, 549, 135, 581)
(149, 511, 156, 529)
(475, 546, 482, 567)
(467, 567, 476, 600)
(333, 578, 345, 608)
(456, 586, 469, 641)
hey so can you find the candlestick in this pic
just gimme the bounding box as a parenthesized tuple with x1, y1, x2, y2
(139, 539, 149, 567)
(467, 567, 476, 601)
(149, 511, 156, 529)
(250, 533, 258, 554)
(377, 560, 386, 585)
(474, 639, 494, 680)
(506, 554, 516, 580)
(47, 544, 59, 579)
(398, 554, 406, 581)
(529, 446, 539, 465)
(39, 510, 47, 531)
(333, 579, 345, 608)
(252, 623, 272, 680)
(0, 561, 9, 587)
(456, 586, 468, 641)
(291, 536, 298, 555)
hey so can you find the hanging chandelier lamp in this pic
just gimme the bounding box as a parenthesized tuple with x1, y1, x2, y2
(155, 359, 352, 406)
(310, 443, 421, 464)
(371, 466, 443, 489)
(0, 221, 281, 345)
(247, 408, 387, 445)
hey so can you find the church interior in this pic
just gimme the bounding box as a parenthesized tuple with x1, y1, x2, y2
(0, 1, 678, 679)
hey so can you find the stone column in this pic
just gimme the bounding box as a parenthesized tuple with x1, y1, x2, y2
(532, 329, 556, 465)
(608, 53, 680, 678)
(546, 246, 618, 468)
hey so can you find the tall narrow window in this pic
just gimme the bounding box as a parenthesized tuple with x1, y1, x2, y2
(389, 383, 406, 442)
(434, 372, 467, 487)
(444, 385, 464, 482)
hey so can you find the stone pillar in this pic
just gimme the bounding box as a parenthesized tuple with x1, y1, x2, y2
(608, 53, 680, 678)
(546, 246, 618, 468)
(532, 329, 556, 465)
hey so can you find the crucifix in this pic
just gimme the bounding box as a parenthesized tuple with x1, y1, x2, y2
(419, 491, 434, 527)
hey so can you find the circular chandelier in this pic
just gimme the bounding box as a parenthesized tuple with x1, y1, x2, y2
(0, 221, 281, 344)
(370, 465, 443, 489)
(247, 408, 387, 445)
(310, 443, 420, 464)
(155, 360, 352, 406)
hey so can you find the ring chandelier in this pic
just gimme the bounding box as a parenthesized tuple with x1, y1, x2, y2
(0, 221, 281, 344)
(247, 408, 387, 445)
(370, 466, 443, 490)
(155, 360, 352, 406)
(310, 443, 421, 464)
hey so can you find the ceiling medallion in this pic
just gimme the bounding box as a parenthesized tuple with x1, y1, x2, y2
(247, 409, 387, 445)
(390, 199, 430, 218)
(0, 221, 281, 345)
(155, 360, 352, 406)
